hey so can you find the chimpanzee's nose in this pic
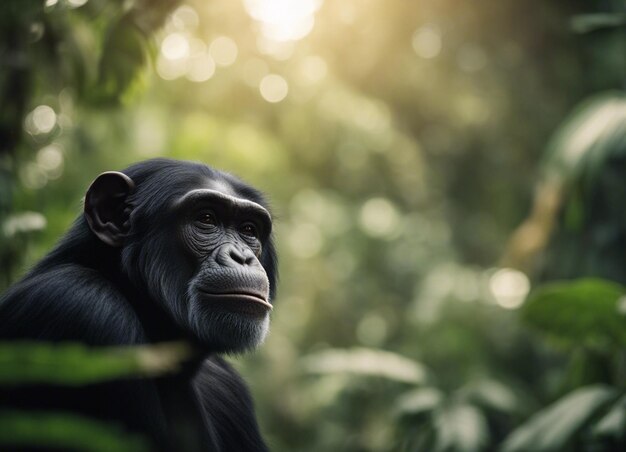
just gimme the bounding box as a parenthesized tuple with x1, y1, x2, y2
(217, 243, 257, 267)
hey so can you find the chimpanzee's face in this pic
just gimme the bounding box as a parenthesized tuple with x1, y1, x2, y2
(171, 182, 274, 352)
(84, 165, 277, 353)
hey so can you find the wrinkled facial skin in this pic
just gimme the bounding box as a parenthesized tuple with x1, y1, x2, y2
(139, 188, 274, 353)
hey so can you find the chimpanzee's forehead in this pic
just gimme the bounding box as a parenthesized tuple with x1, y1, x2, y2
(203, 177, 238, 197)
(200, 173, 268, 208)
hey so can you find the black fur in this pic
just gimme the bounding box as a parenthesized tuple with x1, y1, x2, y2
(0, 159, 278, 451)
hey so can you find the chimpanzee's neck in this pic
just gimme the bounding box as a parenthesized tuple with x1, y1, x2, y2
(30, 217, 118, 275)
(31, 218, 184, 342)
(28, 216, 216, 361)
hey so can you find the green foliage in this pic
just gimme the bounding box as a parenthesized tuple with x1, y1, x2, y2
(570, 13, 626, 34)
(0, 341, 192, 450)
(394, 379, 523, 451)
(522, 279, 626, 347)
(432, 404, 488, 452)
(501, 385, 622, 452)
(395, 387, 443, 416)
(540, 95, 626, 284)
(457, 379, 520, 415)
(302, 347, 428, 384)
(94, 17, 149, 105)
(0, 410, 150, 452)
(543, 94, 626, 199)
(0, 341, 193, 385)
(593, 395, 626, 443)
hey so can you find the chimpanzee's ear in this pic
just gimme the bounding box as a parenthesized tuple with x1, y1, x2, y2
(84, 171, 135, 247)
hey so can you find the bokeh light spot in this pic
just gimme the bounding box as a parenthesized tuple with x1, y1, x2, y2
(359, 198, 400, 239)
(489, 268, 530, 309)
(170, 6, 199, 31)
(161, 33, 190, 60)
(244, 0, 322, 42)
(209, 36, 238, 66)
(356, 314, 388, 346)
(28, 105, 57, 135)
(412, 25, 442, 59)
(156, 55, 188, 80)
(36, 144, 64, 179)
(260, 74, 289, 103)
(67, 0, 88, 8)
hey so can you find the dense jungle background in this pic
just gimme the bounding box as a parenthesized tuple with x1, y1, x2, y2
(1, 0, 625, 451)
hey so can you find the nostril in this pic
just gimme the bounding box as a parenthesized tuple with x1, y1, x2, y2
(229, 248, 246, 265)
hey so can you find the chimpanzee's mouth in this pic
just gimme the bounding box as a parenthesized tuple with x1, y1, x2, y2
(197, 290, 272, 314)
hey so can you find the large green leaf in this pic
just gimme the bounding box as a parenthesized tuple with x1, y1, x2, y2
(0, 410, 150, 452)
(0, 341, 193, 385)
(522, 278, 626, 346)
(500, 385, 619, 452)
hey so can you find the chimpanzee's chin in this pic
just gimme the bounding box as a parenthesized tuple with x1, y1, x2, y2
(188, 302, 270, 353)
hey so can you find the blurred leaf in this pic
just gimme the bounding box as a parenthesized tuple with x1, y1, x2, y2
(93, 16, 148, 105)
(301, 348, 428, 384)
(592, 395, 626, 440)
(129, 0, 183, 34)
(543, 95, 626, 198)
(0, 341, 193, 385)
(562, 188, 584, 231)
(522, 278, 626, 346)
(395, 387, 443, 416)
(459, 379, 520, 414)
(0, 410, 150, 452)
(570, 13, 626, 34)
(434, 403, 488, 452)
(2, 211, 46, 237)
(501, 385, 619, 452)
(563, 348, 614, 390)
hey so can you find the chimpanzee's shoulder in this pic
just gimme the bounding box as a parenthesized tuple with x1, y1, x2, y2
(0, 264, 144, 345)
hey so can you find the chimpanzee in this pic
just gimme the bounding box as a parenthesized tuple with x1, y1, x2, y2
(0, 159, 278, 451)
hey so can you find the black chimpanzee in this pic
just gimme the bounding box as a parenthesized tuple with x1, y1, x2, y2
(0, 159, 278, 451)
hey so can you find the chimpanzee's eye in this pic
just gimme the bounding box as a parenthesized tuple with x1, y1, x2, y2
(196, 212, 217, 226)
(240, 222, 259, 239)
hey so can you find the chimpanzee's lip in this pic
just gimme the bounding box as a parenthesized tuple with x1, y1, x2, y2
(198, 290, 272, 312)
